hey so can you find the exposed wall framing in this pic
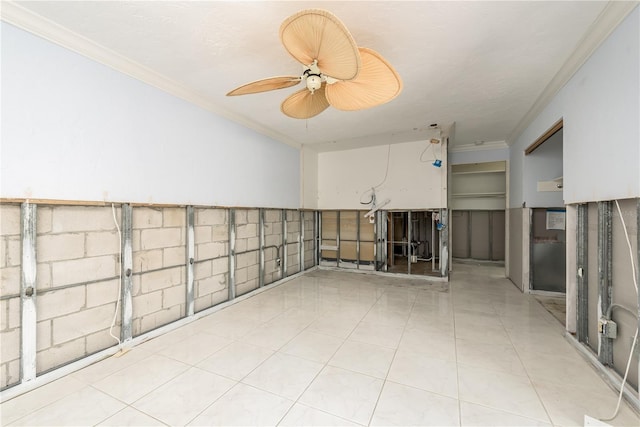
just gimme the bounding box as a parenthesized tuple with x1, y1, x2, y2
(598, 201, 613, 366)
(0, 202, 317, 393)
(576, 203, 588, 343)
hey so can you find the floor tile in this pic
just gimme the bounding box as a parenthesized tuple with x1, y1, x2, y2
(188, 383, 293, 426)
(306, 314, 361, 338)
(455, 338, 527, 376)
(349, 321, 404, 348)
(280, 330, 344, 363)
(242, 352, 324, 400)
(299, 366, 384, 425)
(387, 349, 458, 398)
(329, 340, 396, 379)
(158, 332, 232, 365)
(132, 367, 235, 426)
(370, 381, 460, 426)
(279, 403, 360, 426)
(93, 354, 189, 403)
(9, 386, 125, 426)
(72, 347, 152, 384)
(197, 341, 274, 380)
(459, 401, 551, 426)
(97, 406, 166, 426)
(457, 364, 550, 422)
(399, 327, 456, 360)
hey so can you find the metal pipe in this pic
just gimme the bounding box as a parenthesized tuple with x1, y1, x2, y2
(228, 208, 236, 301)
(407, 211, 412, 275)
(20, 202, 37, 383)
(186, 206, 195, 317)
(120, 204, 133, 343)
(259, 208, 265, 288)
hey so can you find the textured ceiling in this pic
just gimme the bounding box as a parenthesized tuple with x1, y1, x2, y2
(9, 1, 611, 151)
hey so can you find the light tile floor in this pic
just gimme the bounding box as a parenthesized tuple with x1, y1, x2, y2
(2, 263, 639, 426)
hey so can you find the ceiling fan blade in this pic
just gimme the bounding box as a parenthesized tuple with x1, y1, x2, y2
(280, 9, 360, 81)
(325, 47, 403, 111)
(226, 76, 301, 96)
(281, 85, 330, 119)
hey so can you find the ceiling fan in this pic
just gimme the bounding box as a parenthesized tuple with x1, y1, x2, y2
(226, 9, 403, 119)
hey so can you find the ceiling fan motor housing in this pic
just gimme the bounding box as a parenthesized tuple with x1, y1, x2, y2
(306, 74, 322, 93)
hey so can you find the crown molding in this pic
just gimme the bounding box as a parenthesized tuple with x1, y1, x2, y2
(449, 140, 508, 153)
(0, 1, 301, 149)
(507, 1, 639, 145)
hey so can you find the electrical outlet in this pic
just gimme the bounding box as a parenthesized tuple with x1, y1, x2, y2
(598, 318, 617, 339)
(276, 258, 281, 267)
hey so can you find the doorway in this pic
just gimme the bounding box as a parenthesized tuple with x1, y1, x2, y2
(530, 208, 566, 292)
(451, 210, 505, 261)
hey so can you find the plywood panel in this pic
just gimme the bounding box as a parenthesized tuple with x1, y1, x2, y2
(340, 211, 358, 241)
(360, 242, 375, 262)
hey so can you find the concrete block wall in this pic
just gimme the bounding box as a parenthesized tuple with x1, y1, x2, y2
(304, 212, 315, 269)
(286, 210, 301, 276)
(193, 208, 229, 313)
(132, 207, 186, 336)
(1, 204, 21, 389)
(35, 206, 121, 375)
(234, 209, 260, 296)
(263, 209, 283, 285)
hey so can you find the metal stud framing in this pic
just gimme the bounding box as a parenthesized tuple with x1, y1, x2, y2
(317, 211, 322, 266)
(336, 211, 341, 268)
(356, 213, 361, 269)
(299, 211, 305, 273)
(440, 208, 449, 277)
(407, 210, 412, 275)
(186, 206, 195, 317)
(576, 203, 589, 343)
(120, 204, 133, 343)
(597, 201, 613, 365)
(282, 209, 287, 278)
(259, 208, 265, 288)
(228, 208, 236, 301)
(20, 203, 37, 383)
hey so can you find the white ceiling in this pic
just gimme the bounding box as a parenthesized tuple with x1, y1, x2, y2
(5, 1, 619, 152)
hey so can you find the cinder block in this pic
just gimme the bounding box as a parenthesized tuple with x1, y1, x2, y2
(163, 246, 186, 268)
(163, 208, 186, 227)
(52, 304, 114, 345)
(265, 235, 281, 247)
(211, 286, 228, 306)
(51, 255, 117, 287)
(0, 205, 21, 236)
(194, 295, 212, 313)
(162, 283, 186, 309)
(132, 290, 163, 317)
(211, 257, 228, 275)
(197, 242, 227, 259)
(236, 280, 258, 296)
(196, 209, 226, 226)
(236, 224, 257, 239)
(194, 226, 212, 244)
(0, 328, 19, 362)
(37, 233, 85, 263)
(197, 274, 226, 297)
(133, 208, 162, 229)
(5, 237, 21, 267)
(247, 237, 260, 251)
(247, 210, 260, 224)
(247, 265, 259, 281)
(52, 206, 117, 233)
(37, 207, 52, 234)
(140, 266, 183, 293)
(194, 260, 212, 280)
(237, 252, 258, 269)
(140, 228, 182, 251)
(37, 320, 52, 351)
(235, 210, 248, 225)
(265, 210, 281, 223)
(37, 286, 85, 321)
(1, 358, 19, 388)
(86, 328, 120, 355)
(235, 267, 248, 284)
(0, 297, 20, 330)
(131, 275, 141, 297)
(37, 337, 85, 374)
(235, 238, 247, 254)
(85, 231, 119, 257)
(131, 230, 141, 252)
(86, 279, 119, 308)
(133, 249, 163, 273)
(211, 225, 228, 242)
(139, 305, 181, 334)
(0, 266, 20, 296)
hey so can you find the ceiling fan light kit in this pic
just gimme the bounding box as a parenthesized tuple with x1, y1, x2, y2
(226, 9, 402, 119)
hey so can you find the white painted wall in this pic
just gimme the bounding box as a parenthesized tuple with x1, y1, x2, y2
(510, 6, 639, 206)
(523, 129, 564, 208)
(449, 147, 509, 165)
(317, 140, 447, 210)
(301, 147, 318, 210)
(1, 23, 300, 208)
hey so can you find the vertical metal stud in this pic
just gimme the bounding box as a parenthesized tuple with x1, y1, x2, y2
(597, 201, 613, 365)
(407, 210, 412, 275)
(336, 211, 341, 268)
(228, 208, 236, 301)
(576, 204, 589, 343)
(20, 202, 37, 383)
(299, 211, 305, 272)
(120, 204, 133, 343)
(281, 209, 287, 278)
(466, 211, 472, 259)
(440, 208, 449, 277)
(433, 211, 437, 271)
(356, 212, 361, 269)
(259, 208, 265, 288)
(186, 206, 195, 317)
(488, 211, 494, 261)
(316, 211, 321, 266)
